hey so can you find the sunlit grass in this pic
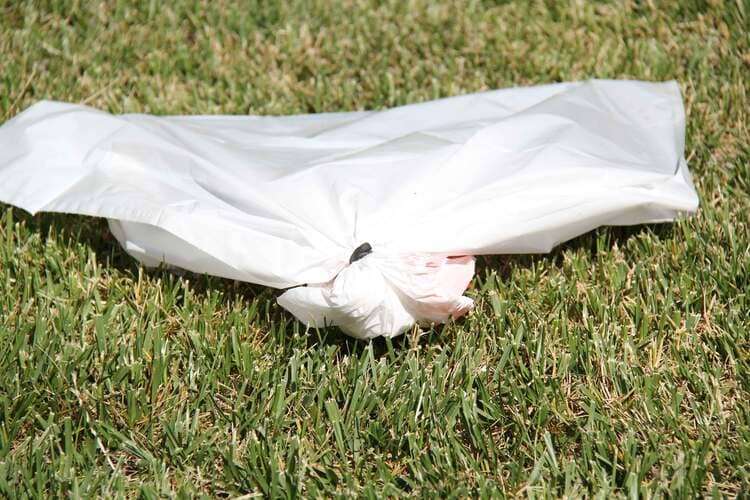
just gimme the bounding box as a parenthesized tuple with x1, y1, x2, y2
(0, 0, 748, 496)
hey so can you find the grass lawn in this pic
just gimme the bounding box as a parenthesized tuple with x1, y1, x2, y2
(1, 0, 748, 497)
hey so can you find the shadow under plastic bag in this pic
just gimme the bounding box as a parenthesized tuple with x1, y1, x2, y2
(474, 223, 675, 284)
(1, 204, 676, 360)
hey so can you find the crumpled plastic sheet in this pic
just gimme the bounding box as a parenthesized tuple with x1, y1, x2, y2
(0, 79, 698, 339)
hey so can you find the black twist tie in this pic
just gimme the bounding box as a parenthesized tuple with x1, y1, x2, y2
(349, 242, 372, 263)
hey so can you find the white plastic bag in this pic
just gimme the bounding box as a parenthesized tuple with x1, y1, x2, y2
(0, 80, 698, 338)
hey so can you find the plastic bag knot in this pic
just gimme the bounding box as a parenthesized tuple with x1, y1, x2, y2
(349, 242, 372, 263)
